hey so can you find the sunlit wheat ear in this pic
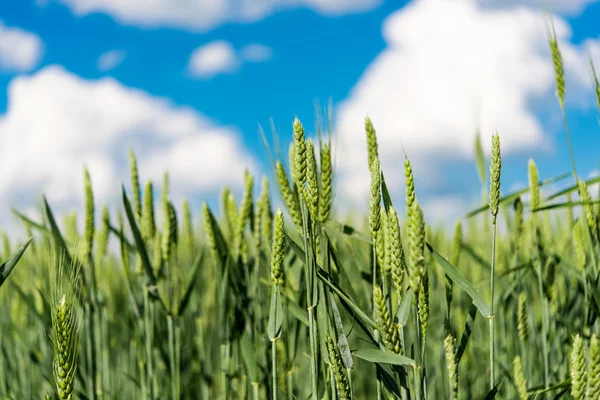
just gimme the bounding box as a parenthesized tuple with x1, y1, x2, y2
(386, 207, 405, 297)
(97, 205, 109, 260)
(83, 167, 95, 261)
(162, 200, 178, 263)
(369, 159, 381, 243)
(202, 202, 218, 261)
(488, 132, 501, 224)
(474, 130, 486, 185)
(577, 179, 598, 246)
(513, 355, 527, 400)
(270, 209, 285, 290)
(50, 249, 83, 400)
(160, 173, 175, 262)
(233, 170, 253, 260)
(588, 334, 600, 399)
(223, 188, 238, 240)
(376, 207, 387, 272)
(444, 334, 458, 400)
(288, 142, 297, 186)
(129, 149, 142, 219)
(528, 159, 540, 212)
(142, 180, 156, 241)
(318, 142, 333, 223)
(418, 268, 429, 344)
(571, 334, 587, 400)
(373, 285, 401, 354)
(293, 117, 307, 187)
(182, 199, 194, 253)
(404, 157, 415, 218)
(275, 161, 302, 229)
(365, 116, 378, 168)
(259, 178, 273, 252)
(326, 336, 351, 400)
(304, 140, 319, 223)
(517, 292, 528, 344)
(548, 21, 566, 110)
(408, 202, 425, 293)
(254, 176, 270, 250)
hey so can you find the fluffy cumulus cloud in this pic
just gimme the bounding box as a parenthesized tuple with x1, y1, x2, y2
(334, 0, 600, 216)
(0, 66, 256, 218)
(53, 0, 380, 31)
(188, 41, 272, 78)
(97, 49, 127, 71)
(188, 41, 239, 78)
(478, 0, 599, 15)
(0, 21, 43, 72)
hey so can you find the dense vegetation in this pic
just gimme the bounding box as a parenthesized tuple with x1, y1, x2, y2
(1, 23, 600, 400)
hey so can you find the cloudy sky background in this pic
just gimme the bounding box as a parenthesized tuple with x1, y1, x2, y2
(0, 0, 599, 234)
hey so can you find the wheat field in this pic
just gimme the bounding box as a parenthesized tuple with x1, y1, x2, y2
(1, 25, 600, 400)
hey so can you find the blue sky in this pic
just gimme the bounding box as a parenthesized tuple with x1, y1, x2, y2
(0, 0, 599, 230)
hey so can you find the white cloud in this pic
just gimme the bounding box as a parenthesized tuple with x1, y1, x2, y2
(0, 66, 256, 218)
(188, 41, 272, 78)
(241, 43, 273, 63)
(333, 0, 600, 206)
(0, 21, 43, 72)
(54, 0, 380, 31)
(188, 41, 239, 78)
(97, 49, 126, 71)
(422, 195, 469, 226)
(478, 0, 599, 15)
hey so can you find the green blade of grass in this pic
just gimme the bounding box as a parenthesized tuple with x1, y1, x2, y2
(286, 300, 309, 327)
(427, 243, 491, 317)
(327, 235, 362, 304)
(529, 379, 571, 397)
(119, 224, 141, 321)
(376, 363, 402, 398)
(531, 199, 600, 212)
(464, 172, 571, 218)
(325, 221, 372, 244)
(122, 185, 155, 285)
(317, 267, 377, 330)
(240, 331, 258, 383)
(483, 378, 504, 399)
(461, 242, 491, 271)
(202, 204, 230, 268)
(547, 175, 600, 201)
(108, 223, 135, 251)
(43, 197, 71, 264)
(0, 237, 32, 287)
(267, 290, 283, 341)
(10, 209, 51, 235)
(330, 292, 354, 369)
(176, 249, 205, 316)
(381, 171, 393, 214)
(352, 349, 416, 367)
(9, 281, 47, 325)
(396, 288, 413, 328)
(455, 303, 477, 364)
(284, 230, 377, 329)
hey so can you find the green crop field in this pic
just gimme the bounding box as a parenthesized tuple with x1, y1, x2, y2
(1, 24, 600, 400)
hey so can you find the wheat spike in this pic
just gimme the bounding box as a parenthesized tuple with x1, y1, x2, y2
(571, 334, 587, 400)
